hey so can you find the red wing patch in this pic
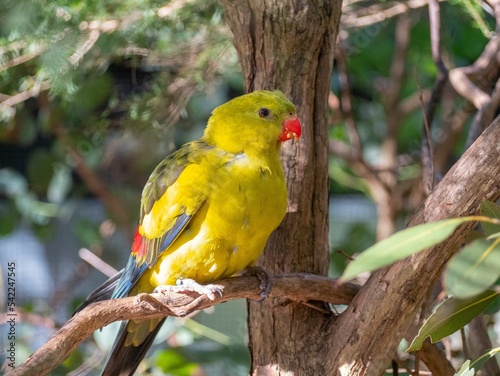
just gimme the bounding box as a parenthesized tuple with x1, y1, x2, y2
(131, 226, 147, 260)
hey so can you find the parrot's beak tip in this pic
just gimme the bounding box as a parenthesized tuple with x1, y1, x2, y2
(280, 116, 302, 142)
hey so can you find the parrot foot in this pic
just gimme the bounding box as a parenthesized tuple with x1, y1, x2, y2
(241, 266, 272, 301)
(154, 278, 223, 301)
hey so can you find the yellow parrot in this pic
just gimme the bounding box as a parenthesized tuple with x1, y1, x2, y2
(78, 90, 301, 375)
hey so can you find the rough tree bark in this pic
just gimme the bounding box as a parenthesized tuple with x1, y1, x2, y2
(221, 1, 342, 374)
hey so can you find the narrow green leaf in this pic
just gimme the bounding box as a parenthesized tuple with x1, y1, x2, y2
(340, 218, 470, 281)
(464, 230, 486, 243)
(407, 291, 498, 352)
(446, 238, 500, 298)
(480, 199, 500, 236)
(455, 360, 474, 376)
(484, 293, 500, 314)
(469, 347, 500, 373)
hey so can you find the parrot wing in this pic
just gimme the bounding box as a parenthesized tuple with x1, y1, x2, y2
(112, 141, 213, 300)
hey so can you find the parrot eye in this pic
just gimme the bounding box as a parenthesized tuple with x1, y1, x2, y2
(258, 107, 271, 118)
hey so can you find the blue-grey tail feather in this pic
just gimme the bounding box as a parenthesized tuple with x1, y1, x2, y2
(101, 319, 166, 376)
(74, 270, 124, 315)
(111, 257, 148, 299)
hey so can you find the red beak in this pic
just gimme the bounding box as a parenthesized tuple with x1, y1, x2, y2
(279, 116, 302, 142)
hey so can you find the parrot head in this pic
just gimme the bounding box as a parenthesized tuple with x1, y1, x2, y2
(203, 90, 301, 155)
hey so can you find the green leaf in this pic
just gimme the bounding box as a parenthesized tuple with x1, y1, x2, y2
(340, 218, 471, 281)
(469, 347, 500, 373)
(26, 148, 55, 195)
(464, 230, 485, 243)
(155, 349, 198, 376)
(480, 200, 500, 236)
(407, 290, 498, 352)
(73, 220, 102, 248)
(485, 293, 500, 314)
(0, 201, 20, 237)
(455, 360, 474, 376)
(445, 238, 500, 298)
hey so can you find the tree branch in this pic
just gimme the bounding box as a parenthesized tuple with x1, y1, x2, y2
(0, 80, 52, 109)
(0, 44, 45, 72)
(8, 273, 359, 376)
(418, 338, 456, 376)
(341, 0, 433, 29)
(326, 116, 500, 375)
(448, 34, 500, 110)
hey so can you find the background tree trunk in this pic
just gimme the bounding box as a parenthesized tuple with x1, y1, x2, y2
(221, 0, 342, 374)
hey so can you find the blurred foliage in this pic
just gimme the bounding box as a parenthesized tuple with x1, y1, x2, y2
(0, 0, 239, 238)
(1, 0, 499, 374)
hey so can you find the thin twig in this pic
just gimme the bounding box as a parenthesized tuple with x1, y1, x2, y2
(381, 11, 411, 182)
(0, 45, 45, 73)
(342, 0, 432, 28)
(461, 0, 493, 37)
(336, 249, 355, 261)
(434, 103, 475, 172)
(0, 80, 52, 108)
(335, 45, 362, 154)
(78, 248, 118, 278)
(415, 69, 435, 194)
(460, 327, 470, 360)
(421, 0, 448, 195)
(331, 44, 390, 198)
(68, 30, 101, 67)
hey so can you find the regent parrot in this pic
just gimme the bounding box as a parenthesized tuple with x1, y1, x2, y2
(77, 90, 301, 375)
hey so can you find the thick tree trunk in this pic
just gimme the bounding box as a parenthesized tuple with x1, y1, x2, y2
(221, 0, 342, 374)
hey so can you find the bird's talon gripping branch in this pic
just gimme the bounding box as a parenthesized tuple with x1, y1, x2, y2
(154, 279, 223, 301)
(134, 293, 148, 305)
(134, 293, 170, 311)
(242, 266, 272, 301)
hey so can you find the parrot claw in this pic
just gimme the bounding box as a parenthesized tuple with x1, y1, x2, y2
(154, 278, 223, 301)
(241, 266, 272, 302)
